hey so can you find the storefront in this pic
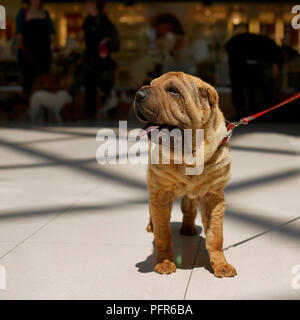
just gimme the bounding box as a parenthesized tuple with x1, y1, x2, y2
(0, 1, 299, 91)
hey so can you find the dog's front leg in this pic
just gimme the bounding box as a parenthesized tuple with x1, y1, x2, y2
(150, 190, 176, 275)
(200, 190, 237, 278)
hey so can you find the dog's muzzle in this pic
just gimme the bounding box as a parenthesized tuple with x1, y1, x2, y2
(135, 88, 148, 103)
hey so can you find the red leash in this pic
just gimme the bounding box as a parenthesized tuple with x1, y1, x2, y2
(221, 91, 300, 146)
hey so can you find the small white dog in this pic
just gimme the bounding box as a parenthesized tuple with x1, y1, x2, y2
(29, 90, 72, 123)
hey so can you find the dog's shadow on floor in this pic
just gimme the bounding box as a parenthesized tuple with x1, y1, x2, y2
(135, 222, 214, 274)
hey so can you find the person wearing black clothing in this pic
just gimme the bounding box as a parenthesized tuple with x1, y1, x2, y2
(226, 32, 283, 118)
(83, 0, 120, 119)
(16, 0, 55, 94)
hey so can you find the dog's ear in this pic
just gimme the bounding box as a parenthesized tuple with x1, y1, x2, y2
(207, 85, 219, 108)
(198, 83, 219, 109)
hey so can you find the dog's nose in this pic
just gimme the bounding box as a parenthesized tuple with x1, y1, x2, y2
(135, 89, 148, 103)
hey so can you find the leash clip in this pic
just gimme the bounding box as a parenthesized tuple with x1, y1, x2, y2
(232, 118, 247, 127)
(221, 125, 234, 145)
(222, 118, 246, 146)
(224, 128, 233, 140)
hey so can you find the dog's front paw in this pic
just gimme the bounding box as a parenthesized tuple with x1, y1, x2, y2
(213, 263, 237, 278)
(154, 259, 176, 275)
(180, 225, 197, 236)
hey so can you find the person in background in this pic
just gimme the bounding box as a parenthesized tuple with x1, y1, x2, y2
(226, 32, 283, 119)
(149, 14, 186, 77)
(16, 0, 55, 95)
(83, 0, 120, 120)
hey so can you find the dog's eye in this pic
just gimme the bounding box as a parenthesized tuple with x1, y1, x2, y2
(166, 87, 180, 96)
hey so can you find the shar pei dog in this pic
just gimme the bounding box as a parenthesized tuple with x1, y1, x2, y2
(134, 72, 237, 277)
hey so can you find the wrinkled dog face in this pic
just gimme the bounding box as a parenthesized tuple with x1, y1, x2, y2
(134, 72, 218, 132)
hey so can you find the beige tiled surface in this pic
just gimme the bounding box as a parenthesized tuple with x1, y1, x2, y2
(0, 125, 299, 299)
(0, 243, 19, 258)
(0, 242, 198, 300)
(185, 246, 300, 300)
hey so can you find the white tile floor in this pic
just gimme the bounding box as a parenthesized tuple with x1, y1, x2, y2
(0, 124, 299, 299)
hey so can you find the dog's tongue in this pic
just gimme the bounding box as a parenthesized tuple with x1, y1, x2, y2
(137, 124, 160, 138)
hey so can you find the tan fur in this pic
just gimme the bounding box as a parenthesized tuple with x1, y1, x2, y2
(136, 72, 237, 277)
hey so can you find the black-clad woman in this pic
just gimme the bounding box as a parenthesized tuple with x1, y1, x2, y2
(16, 0, 55, 94)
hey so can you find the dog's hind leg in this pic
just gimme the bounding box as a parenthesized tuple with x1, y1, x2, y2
(29, 100, 40, 123)
(51, 108, 62, 124)
(180, 195, 198, 236)
(146, 216, 153, 232)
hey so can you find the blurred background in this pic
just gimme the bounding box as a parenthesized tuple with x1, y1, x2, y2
(0, 0, 299, 125)
(0, 1, 300, 300)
